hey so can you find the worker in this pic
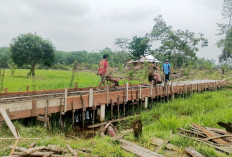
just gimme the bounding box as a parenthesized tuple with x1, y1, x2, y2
(98, 54, 109, 89)
(148, 62, 157, 86)
(162, 59, 171, 86)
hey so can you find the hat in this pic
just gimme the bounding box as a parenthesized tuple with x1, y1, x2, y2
(166, 59, 168, 62)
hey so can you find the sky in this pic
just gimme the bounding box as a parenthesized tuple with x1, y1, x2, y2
(0, 0, 226, 62)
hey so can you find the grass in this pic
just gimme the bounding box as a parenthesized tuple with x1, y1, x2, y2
(1, 88, 232, 156)
(1, 68, 231, 92)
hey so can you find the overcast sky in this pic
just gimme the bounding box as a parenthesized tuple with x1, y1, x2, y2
(0, 0, 226, 62)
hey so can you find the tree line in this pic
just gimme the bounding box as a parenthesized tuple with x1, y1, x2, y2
(1, 0, 231, 77)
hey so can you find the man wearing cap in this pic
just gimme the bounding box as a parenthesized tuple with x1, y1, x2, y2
(162, 59, 171, 86)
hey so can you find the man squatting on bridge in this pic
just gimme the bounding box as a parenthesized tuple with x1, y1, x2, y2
(148, 63, 162, 86)
(163, 59, 171, 86)
(98, 54, 109, 89)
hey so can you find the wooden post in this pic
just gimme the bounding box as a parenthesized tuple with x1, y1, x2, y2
(156, 87, 159, 102)
(80, 94, 85, 127)
(5, 88, 7, 93)
(72, 102, 75, 128)
(106, 85, 109, 106)
(89, 89, 93, 107)
(110, 99, 113, 120)
(63, 88, 68, 115)
(150, 80, 153, 107)
(191, 84, 193, 95)
(59, 96, 64, 130)
(163, 86, 165, 103)
(183, 84, 186, 98)
(26, 86, 29, 91)
(32, 99, 37, 117)
(123, 96, 126, 117)
(144, 97, 148, 109)
(171, 83, 174, 101)
(100, 105, 105, 122)
(44, 100, 50, 131)
(167, 85, 169, 102)
(126, 83, 129, 102)
(74, 82, 77, 89)
(117, 96, 120, 118)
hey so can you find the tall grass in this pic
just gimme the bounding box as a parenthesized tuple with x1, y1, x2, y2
(1, 89, 232, 156)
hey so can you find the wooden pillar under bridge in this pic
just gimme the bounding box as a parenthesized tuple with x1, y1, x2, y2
(144, 97, 148, 109)
(117, 96, 120, 118)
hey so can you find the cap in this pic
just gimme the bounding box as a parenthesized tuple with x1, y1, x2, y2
(166, 59, 168, 62)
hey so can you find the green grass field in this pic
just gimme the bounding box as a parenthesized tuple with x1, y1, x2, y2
(1, 69, 102, 92)
(1, 88, 232, 156)
(1, 68, 230, 93)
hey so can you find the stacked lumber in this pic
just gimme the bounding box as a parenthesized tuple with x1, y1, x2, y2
(177, 123, 232, 154)
(8, 143, 94, 157)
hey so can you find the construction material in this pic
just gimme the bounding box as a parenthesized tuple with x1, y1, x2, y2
(66, 144, 78, 156)
(151, 137, 179, 151)
(9, 138, 20, 156)
(119, 139, 164, 157)
(185, 147, 205, 157)
(154, 133, 174, 152)
(178, 123, 232, 154)
(0, 107, 20, 139)
(132, 119, 142, 138)
(9, 144, 83, 157)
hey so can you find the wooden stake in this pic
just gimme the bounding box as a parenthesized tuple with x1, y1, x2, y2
(59, 97, 64, 130)
(126, 83, 128, 102)
(123, 97, 126, 117)
(9, 138, 20, 156)
(5, 88, 7, 93)
(72, 102, 75, 128)
(26, 86, 29, 91)
(117, 96, 120, 118)
(111, 99, 113, 120)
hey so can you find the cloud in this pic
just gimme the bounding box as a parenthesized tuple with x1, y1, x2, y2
(0, 0, 225, 61)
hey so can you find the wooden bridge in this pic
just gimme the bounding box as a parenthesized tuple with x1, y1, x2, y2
(0, 79, 228, 138)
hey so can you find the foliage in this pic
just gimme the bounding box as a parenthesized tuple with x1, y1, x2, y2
(8, 59, 17, 76)
(128, 36, 151, 59)
(10, 33, 55, 76)
(217, 0, 232, 36)
(150, 15, 208, 68)
(218, 28, 232, 62)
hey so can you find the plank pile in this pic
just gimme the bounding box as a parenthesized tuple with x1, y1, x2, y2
(177, 123, 232, 154)
(7, 143, 94, 157)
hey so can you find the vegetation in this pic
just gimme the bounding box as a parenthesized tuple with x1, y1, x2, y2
(10, 33, 55, 77)
(1, 88, 232, 156)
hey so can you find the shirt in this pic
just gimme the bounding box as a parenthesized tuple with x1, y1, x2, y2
(163, 63, 171, 75)
(98, 59, 109, 75)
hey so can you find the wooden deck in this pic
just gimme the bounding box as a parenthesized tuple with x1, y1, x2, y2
(0, 79, 228, 122)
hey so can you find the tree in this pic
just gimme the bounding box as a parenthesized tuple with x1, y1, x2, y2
(217, 0, 232, 35)
(217, 0, 232, 63)
(218, 28, 232, 62)
(10, 33, 55, 76)
(128, 36, 151, 60)
(150, 15, 208, 68)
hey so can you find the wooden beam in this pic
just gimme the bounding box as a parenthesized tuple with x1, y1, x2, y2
(192, 123, 227, 144)
(0, 107, 20, 139)
(119, 139, 164, 157)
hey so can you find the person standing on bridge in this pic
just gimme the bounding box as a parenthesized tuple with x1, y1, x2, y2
(98, 54, 109, 89)
(163, 59, 171, 86)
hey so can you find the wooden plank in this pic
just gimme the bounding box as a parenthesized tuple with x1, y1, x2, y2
(151, 137, 179, 151)
(31, 99, 37, 117)
(192, 123, 227, 144)
(0, 107, 19, 138)
(185, 147, 205, 157)
(89, 89, 93, 107)
(155, 133, 174, 152)
(64, 88, 68, 113)
(126, 83, 129, 102)
(119, 139, 164, 157)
